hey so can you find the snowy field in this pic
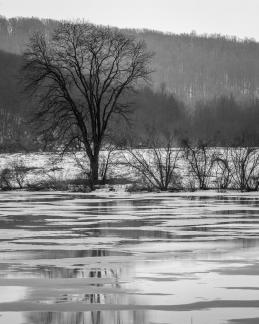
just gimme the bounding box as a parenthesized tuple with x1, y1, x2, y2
(0, 191, 259, 323)
(0, 148, 256, 190)
(0, 151, 131, 187)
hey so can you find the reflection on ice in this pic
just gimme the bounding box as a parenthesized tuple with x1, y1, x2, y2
(0, 191, 259, 323)
(0, 287, 27, 303)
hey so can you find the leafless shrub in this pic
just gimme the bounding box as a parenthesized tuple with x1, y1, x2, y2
(42, 155, 69, 190)
(183, 141, 214, 190)
(0, 168, 13, 190)
(125, 133, 182, 191)
(99, 144, 118, 185)
(10, 158, 31, 189)
(185, 178, 197, 192)
(212, 149, 232, 190)
(0, 158, 31, 189)
(229, 147, 259, 191)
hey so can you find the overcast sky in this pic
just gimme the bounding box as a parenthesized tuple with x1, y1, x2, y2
(0, 0, 258, 40)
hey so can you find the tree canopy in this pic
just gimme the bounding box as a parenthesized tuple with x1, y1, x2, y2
(22, 22, 152, 186)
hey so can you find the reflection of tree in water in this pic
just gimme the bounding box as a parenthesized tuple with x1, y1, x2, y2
(31, 249, 122, 280)
(25, 310, 147, 324)
(23, 249, 124, 307)
(24, 249, 146, 324)
(26, 312, 86, 324)
(55, 292, 104, 304)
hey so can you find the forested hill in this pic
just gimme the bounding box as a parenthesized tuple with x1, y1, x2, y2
(0, 16, 259, 103)
(0, 49, 24, 115)
(137, 30, 259, 102)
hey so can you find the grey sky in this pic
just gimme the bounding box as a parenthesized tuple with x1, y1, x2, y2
(0, 0, 258, 40)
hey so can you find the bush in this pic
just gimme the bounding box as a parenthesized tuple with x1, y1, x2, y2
(125, 133, 182, 191)
(0, 157, 31, 189)
(229, 147, 259, 191)
(183, 141, 214, 190)
(0, 168, 13, 190)
(212, 149, 231, 190)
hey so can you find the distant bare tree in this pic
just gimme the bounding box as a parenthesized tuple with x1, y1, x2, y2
(22, 22, 152, 189)
(212, 149, 232, 190)
(183, 141, 214, 190)
(125, 131, 182, 191)
(229, 147, 259, 191)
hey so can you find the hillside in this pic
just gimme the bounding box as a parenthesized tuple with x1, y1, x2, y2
(0, 16, 259, 150)
(0, 16, 259, 103)
(0, 49, 32, 150)
(0, 49, 24, 114)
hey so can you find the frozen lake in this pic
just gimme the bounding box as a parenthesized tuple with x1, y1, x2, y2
(0, 191, 259, 324)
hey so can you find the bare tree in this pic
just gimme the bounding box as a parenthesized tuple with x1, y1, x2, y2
(125, 131, 182, 191)
(183, 141, 214, 190)
(212, 148, 232, 190)
(229, 147, 259, 191)
(22, 22, 152, 189)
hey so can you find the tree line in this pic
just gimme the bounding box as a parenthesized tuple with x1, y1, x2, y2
(1, 72, 259, 151)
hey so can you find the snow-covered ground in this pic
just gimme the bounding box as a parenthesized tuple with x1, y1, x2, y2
(0, 148, 259, 194)
(0, 151, 132, 187)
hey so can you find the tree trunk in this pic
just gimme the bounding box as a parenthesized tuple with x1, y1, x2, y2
(89, 155, 99, 190)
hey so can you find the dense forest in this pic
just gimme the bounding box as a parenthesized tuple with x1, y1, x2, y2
(0, 16, 259, 151)
(131, 89, 259, 147)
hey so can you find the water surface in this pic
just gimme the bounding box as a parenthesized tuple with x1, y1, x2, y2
(0, 191, 259, 323)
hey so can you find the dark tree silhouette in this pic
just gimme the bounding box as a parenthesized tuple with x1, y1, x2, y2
(22, 22, 152, 188)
